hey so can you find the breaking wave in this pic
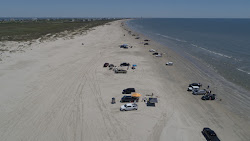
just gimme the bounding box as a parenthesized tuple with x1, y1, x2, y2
(237, 68, 250, 75)
(191, 44, 232, 59)
(156, 33, 187, 43)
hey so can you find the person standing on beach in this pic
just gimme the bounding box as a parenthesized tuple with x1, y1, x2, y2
(207, 85, 210, 89)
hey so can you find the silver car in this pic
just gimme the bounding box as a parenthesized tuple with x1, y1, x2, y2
(192, 89, 207, 95)
(120, 103, 138, 111)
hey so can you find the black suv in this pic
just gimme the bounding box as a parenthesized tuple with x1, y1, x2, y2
(189, 83, 202, 87)
(122, 88, 135, 94)
(120, 96, 138, 103)
(202, 128, 220, 141)
(120, 63, 130, 66)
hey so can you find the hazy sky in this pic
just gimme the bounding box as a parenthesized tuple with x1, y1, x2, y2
(1, 0, 250, 18)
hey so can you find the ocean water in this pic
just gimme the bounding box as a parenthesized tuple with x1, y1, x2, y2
(127, 18, 250, 90)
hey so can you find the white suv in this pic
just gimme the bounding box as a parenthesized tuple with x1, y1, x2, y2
(120, 103, 138, 111)
(187, 86, 200, 91)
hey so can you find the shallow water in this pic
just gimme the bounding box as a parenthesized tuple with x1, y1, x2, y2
(127, 18, 250, 91)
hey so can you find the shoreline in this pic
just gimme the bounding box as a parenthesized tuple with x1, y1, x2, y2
(0, 20, 249, 140)
(124, 20, 250, 115)
(126, 19, 250, 92)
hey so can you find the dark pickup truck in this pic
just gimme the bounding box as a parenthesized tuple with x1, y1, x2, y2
(120, 62, 130, 66)
(120, 96, 139, 103)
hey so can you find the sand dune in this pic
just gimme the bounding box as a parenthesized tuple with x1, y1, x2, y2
(0, 20, 249, 141)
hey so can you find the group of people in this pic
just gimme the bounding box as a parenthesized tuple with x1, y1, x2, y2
(207, 85, 212, 94)
(141, 93, 154, 103)
(142, 97, 147, 103)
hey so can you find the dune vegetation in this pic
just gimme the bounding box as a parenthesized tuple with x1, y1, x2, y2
(0, 19, 115, 41)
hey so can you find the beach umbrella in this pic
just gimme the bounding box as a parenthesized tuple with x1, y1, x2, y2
(132, 93, 141, 97)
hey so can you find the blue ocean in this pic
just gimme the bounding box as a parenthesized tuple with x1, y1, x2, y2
(127, 18, 250, 90)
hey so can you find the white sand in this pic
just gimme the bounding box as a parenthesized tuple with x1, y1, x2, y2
(0, 20, 249, 141)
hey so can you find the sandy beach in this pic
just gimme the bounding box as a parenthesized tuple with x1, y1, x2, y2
(0, 20, 249, 141)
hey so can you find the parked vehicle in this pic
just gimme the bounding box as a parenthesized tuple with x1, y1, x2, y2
(122, 88, 136, 94)
(120, 44, 128, 48)
(202, 128, 220, 141)
(144, 39, 150, 41)
(144, 43, 149, 45)
(187, 83, 202, 91)
(149, 49, 156, 52)
(152, 52, 158, 55)
(166, 62, 173, 66)
(187, 86, 200, 91)
(192, 89, 207, 95)
(120, 96, 139, 103)
(135, 37, 140, 39)
(155, 54, 162, 57)
(120, 62, 130, 66)
(201, 94, 216, 100)
(120, 103, 138, 111)
(103, 63, 109, 67)
(189, 83, 202, 87)
(114, 68, 127, 74)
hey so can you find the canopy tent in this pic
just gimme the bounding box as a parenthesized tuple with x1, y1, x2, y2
(148, 98, 158, 103)
(132, 64, 137, 67)
(147, 98, 158, 107)
(131, 93, 141, 97)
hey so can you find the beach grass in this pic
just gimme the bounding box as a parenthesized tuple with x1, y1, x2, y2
(0, 19, 115, 41)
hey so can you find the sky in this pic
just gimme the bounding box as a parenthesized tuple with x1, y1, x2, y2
(0, 0, 250, 18)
